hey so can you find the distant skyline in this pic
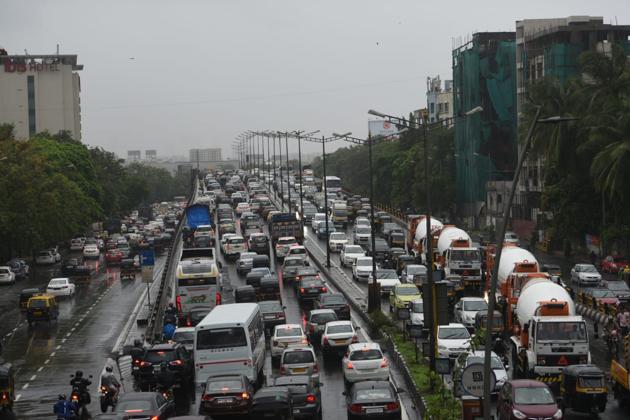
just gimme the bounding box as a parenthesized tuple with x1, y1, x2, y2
(3, 1, 629, 159)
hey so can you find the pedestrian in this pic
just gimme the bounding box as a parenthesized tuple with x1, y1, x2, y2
(616, 306, 630, 338)
(590, 250, 597, 266)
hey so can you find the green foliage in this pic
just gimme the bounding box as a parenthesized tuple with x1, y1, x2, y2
(0, 126, 187, 260)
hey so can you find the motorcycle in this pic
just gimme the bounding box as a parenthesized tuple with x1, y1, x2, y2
(605, 328, 620, 358)
(99, 385, 118, 413)
(69, 374, 92, 420)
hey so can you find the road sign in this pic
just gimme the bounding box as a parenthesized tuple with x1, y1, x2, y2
(461, 363, 496, 398)
(397, 307, 410, 320)
(139, 250, 155, 267)
(142, 266, 154, 283)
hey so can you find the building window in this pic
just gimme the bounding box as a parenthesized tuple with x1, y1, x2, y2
(27, 75, 36, 137)
(430, 103, 435, 113)
(497, 194, 502, 205)
(445, 102, 449, 113)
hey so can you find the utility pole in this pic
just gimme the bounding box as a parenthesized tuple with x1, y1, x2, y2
(285, 132, 291, 212)
(322, 136, 330, 268)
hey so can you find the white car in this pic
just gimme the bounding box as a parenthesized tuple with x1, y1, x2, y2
(236, 251, 258, 275)
(35, 250, 56, 265)
(287, 245, 308, 264)
(453, 297, 488, 330)
(570, 263, 602, 286)
(353, 227, 371, 245)
(437, 323, 471, 360)
(172, 327, 195, 352)
(46, 278, 75, 297)
(271, 324, 308, 361)
(342, 342, 389, 384)
(0, 267, 16, 285)
(83, 243, 100, 259)
(352, 257, 374, 282)
(321, 320, 359, 354)
(311, 213, 327, 232)
(328, 232, 348, 253)
(235, 202, 251, 215)
(409, 299, 424, 330)
(454, 350, 507, 393)
(69, 238, 84, 252)
(340, 244, 366, 267)
(275, 237, 298, 259)
(400, 264, 427, 284)
(369, 269, 401, 295)
(354, 217, 370, 230)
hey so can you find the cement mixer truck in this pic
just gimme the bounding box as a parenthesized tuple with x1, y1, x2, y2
(435, 226, 482, 287)
(406, 215, 443, 257)
(511, 277, 590, 383)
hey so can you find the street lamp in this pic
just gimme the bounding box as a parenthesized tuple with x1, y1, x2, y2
(292, 130, 320, 220)
(367, 106, 483, 373)
(481, 107, 578, 419)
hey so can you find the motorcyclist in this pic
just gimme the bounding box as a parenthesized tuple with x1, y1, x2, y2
(70, 370, 92, 405)
(100, 366, 121, 401)
(54, 394, 77, 420)
(163, 302, 178, 325)
(163, 320, 176, 341)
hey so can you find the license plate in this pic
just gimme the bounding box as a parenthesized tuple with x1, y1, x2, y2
(216, 397, 234, 404)
(293, 408, 301, 414)
(33, 311, 42, 316)
(333, 339, 346, 344)
(293, 368, 306, 373)
(264, 315, 274, 319)
(366, 407, 383, 414)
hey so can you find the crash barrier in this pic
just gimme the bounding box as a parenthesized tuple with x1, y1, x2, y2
(576, 303, 614, 326)
(306, 246, 430, 420)
(341, 188, 408, 228)
(145, 178, 198, 343)
(576, 292, 619, 319)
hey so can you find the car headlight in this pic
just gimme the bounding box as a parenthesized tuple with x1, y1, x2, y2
(552, 409, 563, 419)
(512, 409, 527, 420)
(438, 345, 447, 350)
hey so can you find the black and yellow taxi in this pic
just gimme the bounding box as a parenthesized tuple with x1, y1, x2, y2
(26, 294, 59, 326)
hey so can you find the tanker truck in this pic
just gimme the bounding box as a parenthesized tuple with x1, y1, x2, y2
(435, 226, 482, 287)
(406, 215, 443, 257)
(511, 278, 590, 383)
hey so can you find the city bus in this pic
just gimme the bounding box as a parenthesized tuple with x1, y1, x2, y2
(324, 176, 342, 194)
(175, 259, 221, 326)
(194, 303, 266, 388)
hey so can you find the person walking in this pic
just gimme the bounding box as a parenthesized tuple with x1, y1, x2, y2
(616, 306, 630, 338)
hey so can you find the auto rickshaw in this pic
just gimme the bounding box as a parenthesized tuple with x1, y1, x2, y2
(474, 310, 504, 338)
(26, 294, 59, 326)
(445, 274, 465, 298)
(120, 258, 136, 280)
(559, 364, 607, 416)
(0, 363, 15, 413)
(250, 387, 294, 420)
(19, 288, 43, 311)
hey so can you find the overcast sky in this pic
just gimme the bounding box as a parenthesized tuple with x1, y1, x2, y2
(3, 0, 629, 159)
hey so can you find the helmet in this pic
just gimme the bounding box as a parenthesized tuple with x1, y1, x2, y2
(58, 394, 66, 400)
(75, 370, 83, 378)
(105, 366, 113, 373)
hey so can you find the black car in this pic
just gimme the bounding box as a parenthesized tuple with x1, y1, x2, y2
(6, 258, 29, 279)
(137, 343, 193, 389)
(365, 239, 391, 262)
(199, 374, 253, 416)
(234, 285, 258, 303)
(249, 233, 271, 255)
(246, 268, 272, 288)
(345, 381, 403, 420)
(298, 278, 327, 303)
(258, 276, 281, 301)
(295, 267, 320, 292)
(274, 375, 322, 420)
(315, 293, 350, 320)
(258, 300, 287, 332)
(114, 392, 175, 419)
(252, 254, 271, 269)
(61, 257, 92, 277)
(251, 387, 294, 420)
(187, 308, 211, 327)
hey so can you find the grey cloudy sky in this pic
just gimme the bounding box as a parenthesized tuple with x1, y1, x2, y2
(3, 0, 629, 159)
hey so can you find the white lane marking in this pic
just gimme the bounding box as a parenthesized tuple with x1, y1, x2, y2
(37, 367, 43, 372)
(44, 359, 50, 365)
(70, 327, 76, 332)
(21, 384, 28, 390)
(65, 332, 72, 337)
(56, 345, 61, 350)
(50, 352, 56, 357)
(29, 375, 36, 381)
(74, 322, 80, 327)
(61, 339, 66, 344)
(15, 394, 21, 401)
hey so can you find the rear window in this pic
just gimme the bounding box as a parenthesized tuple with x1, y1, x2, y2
(118, 401, 153, 412)
(253, 236, 267, 243)
(205, 379, 243, 392)
(278, 238, 296, 245)
(349, 349, 383, 361)
(311, 313, 337, 324)
(29, 299, 47, 308)
(283, 350, 314, 364)
(173, 331, 194, 344)
(321, 295, 346, 305)
(356, 388, 392, 401)
(276, 327, 302, 338)
(197, 327, 248, 350)
(327, 324, 353, 334)
(144, 350, 176, 363)
(229, 238, 244, 244)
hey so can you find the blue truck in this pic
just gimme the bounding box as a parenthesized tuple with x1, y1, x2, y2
(185, 203, 215, 247)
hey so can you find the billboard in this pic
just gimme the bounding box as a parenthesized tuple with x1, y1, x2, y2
(368, 120, 399, 138)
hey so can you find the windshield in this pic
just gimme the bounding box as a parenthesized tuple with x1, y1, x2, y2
(356, 389, 392, 401)
(311, 312, 337, 324)
(345, 246, 363, 254)
(412, 302, 424, 313)
(450, 250, 480, 262)
(536, 322, 587, 341)
(330, 233, 346, 240)
(326, 179, 342, 188)
(438, 327, 470, 340)
(349, 349, 383, 361)
(284, 259, 302, 267)
(579, 376, 604, 388)
(396, 286, 419, 296)
(276, 327, 303, 338)
(321, 295, 346, 304)
(407, 266, 425, 275)
(49, 279, 67, 286)
(259, 302, 282, 312)
(314, 215, 326, 221)
(377, 271, 398, 279)
(278, 238, 296, 245)
(356, 228, 371, 235)
(144, 350, 176, 363)
(117, 401, 153, 412)
(283, 351, 314, 364)
(206, 379, 243, 392)
(357, 259, 372, 267)
(173, 331, 194, 344)
(327, 324, 353, 334)
(197, 327, 248, 350)
(580, 265, 598, 273)
(463, 300, 488, 312)
(467, 356, 503, 370)
(514, 386, 555, 405)
(607, 282, 630, 291)
(592, 290, 615, 298)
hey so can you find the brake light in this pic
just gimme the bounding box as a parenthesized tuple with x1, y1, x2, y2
(349, 403, 363, 413)
(300, 288, 305, 293)
(352, 335, 359, 343)
(309, 324, 315, 333)
(176, 295, 182, 313)
(313, 363, 319, 373)
(140, 361, 152, 367)
(306, 394, 316, 403)
(133, 359, 141, 366)
(380, 358, 388, 368)
(320, 287, 327, 293)
(215, 292, 222, 306)
(151, 416, 159, 420)
(186, 318, 192, 327)
(169, 359, 183, 366)
(273, 340, 278, 347)
(241, 392, 250, 400)
(280, 366, 285, 375)
(71, 395, 79, 402)
(385, 401, 399, 411)
(323, 336, 329, 345)
(202, 393, 213, 401)
(346, 361, 354, 369)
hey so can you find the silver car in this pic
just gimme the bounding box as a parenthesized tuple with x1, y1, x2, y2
(280, 347, 319, 381)
(571, 264, 602, 286)
(236, 252, 258, 275)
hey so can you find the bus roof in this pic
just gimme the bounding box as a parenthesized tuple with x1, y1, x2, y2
(196, 303, 260, 330)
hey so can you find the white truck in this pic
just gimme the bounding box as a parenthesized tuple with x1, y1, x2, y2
(511, 278, 590, 382)
(435, 227, 481, 287)
(407, 216, 443, 257)
(331, 200, 349, 228)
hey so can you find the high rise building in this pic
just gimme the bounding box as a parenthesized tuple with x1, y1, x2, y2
(189, 148, 222, 162)
(0, 53, 83, 141)
(426, 76, 453, 124)
(127, 150, 141, 162)
(145, 150, 157, 161)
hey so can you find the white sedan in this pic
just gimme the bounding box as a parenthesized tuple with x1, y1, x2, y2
(83, 244, 100, 259)
(321, 320, 359, 354)
(46, 278, 75, 297)
(0, 267, 16, 285)
(271, 324, 308, 360)
(340, 244, 366, 267)
(328, 232, 349, 253)
(342, 342, 389, 384)
(35, 250, 56, 265)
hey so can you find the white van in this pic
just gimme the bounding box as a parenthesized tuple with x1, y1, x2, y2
(194, 303, 266, 387)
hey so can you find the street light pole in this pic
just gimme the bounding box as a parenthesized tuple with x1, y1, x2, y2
(297, 135, 304, 219)
(272, 134, 277, 198)
(322, 136, 331, 268)
(278, 134, 284, 208)
(285, 132, 291, 212)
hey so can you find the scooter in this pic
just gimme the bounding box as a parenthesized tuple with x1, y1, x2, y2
(99, 385, 119, 413)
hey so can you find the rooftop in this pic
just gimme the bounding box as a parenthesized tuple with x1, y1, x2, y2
(1, 54, 83, 70)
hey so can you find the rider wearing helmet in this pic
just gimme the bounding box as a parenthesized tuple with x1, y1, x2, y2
(53, 394, 77, 419)
(70, 370, 92, 404)
(101, 366, 121, 399)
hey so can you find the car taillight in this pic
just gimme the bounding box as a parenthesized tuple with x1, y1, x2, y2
(346, 361, 354, 369)
(202, 393, 213, 401)
(349, 403, 363, 413)
(380, 358, 388, 368)
(279, 366, 285, 375)
(215, 292, 222, 306)
(537, 356, 546, 365)
(273, 340, 278, 347)
(313, 363, 319, 373)
(309, 324, 315, 333)
(385, 401, 399, 411)
(241, 392, 250, 400)
(151, 416, 159, 420)
(323, 336, 329, 345)
(176, 295, 182, 313)
(306, 394, 316, 403)
(140, 361, 152, 367)
(169, 359, 183, 366)
(133, 359, 141, 366)
(300, 288, 305, 293)
(71, 395, 79, 402)
(352, 335, 359, 343)
(320, 287, 327, 292)
(579, 355, 588, 364)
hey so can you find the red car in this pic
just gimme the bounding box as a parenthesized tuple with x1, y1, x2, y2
(601, 255, 629, 274)
(497, 380, 562, 420)
(105, 249, 124, 265)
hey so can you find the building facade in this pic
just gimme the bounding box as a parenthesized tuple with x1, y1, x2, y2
(0, 54, 83, 140)
(426, 76, 453, 124)
(189, 148, 222, 162)
(452, 32, 518, 227)
(514, 16, 630, 238)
